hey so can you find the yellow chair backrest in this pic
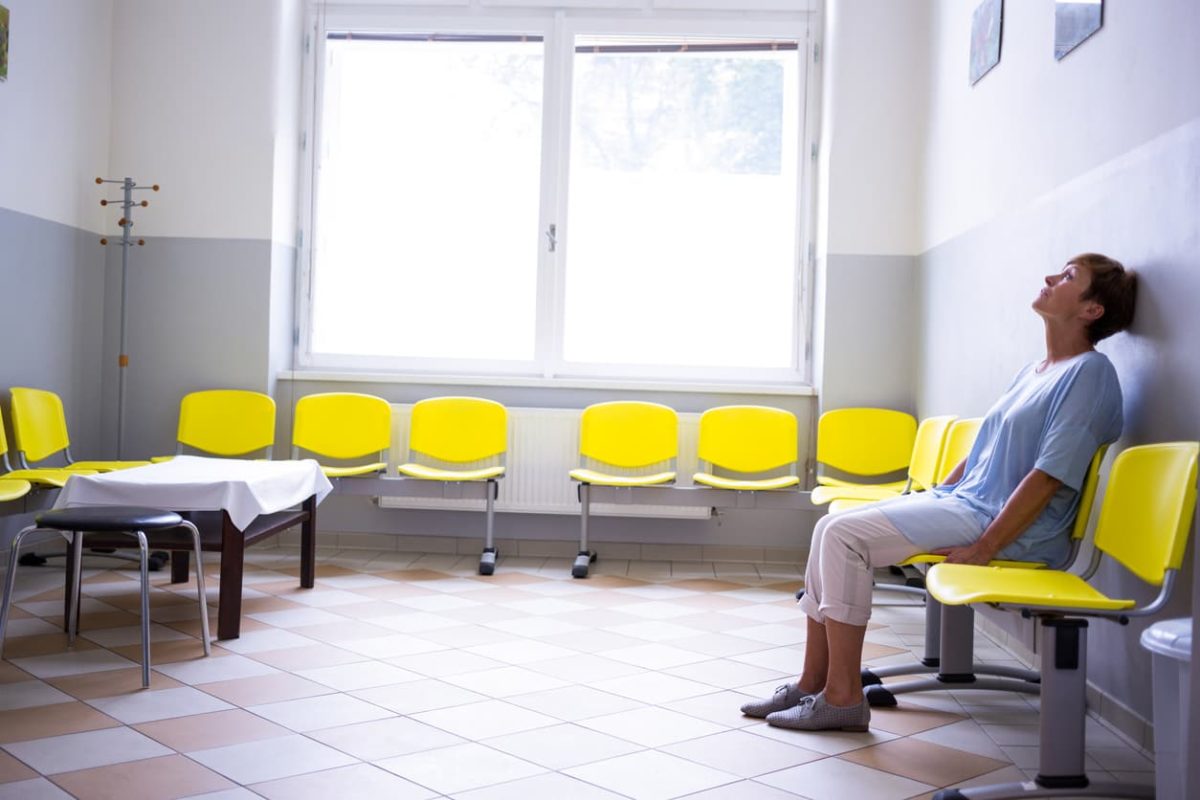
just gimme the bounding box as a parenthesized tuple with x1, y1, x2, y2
(1070, 444, 1109, 542)
(409, 397, 507, 464)
(1093, 441, 1198, 585)
(907, 415, 957, 492)
(293, 392, 391, 460)
(816, 408, 917, 477)
(698, 405, 797, 474)
(178, 390, 276, 457)
(0, 404, 11, 461)
(579, 402, 677, 469)
(10, 387, 71, 463)
(935, 417, 984, 484)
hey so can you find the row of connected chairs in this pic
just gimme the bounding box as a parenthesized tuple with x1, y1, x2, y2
(928, 441, 1197, 800)
(569, 402, 803, 576)
(162, 393, 808, 577)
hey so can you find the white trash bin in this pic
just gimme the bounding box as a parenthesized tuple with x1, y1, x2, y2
(1140, 617, 1192, 800)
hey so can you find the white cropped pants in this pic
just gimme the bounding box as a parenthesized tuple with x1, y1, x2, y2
(797, 508, 922, 627)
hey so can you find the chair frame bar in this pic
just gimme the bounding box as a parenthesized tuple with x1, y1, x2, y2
(1, 520, 211, 688)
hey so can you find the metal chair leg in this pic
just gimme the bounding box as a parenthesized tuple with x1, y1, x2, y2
(479, 479, 498, 576)
(0, 526, 42, 659)
(863, 601, 1041, 706)
(180, 520, 211, 655)
(933, 618, 1151, 800)
(134, 530, 151, 688)
(573, 483, 598, 578)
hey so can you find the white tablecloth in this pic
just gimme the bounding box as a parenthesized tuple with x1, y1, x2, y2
(55, 456, 333, 531)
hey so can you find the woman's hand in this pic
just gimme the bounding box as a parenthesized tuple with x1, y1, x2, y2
(931, 542, 997, 566)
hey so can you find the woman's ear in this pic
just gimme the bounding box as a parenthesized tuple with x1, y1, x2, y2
(1081, 301, 1105, 323)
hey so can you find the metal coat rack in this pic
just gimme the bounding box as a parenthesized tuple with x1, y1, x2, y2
(96, 177, 159, 458)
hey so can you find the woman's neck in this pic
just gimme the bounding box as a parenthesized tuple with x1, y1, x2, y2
(1043, 322, 1094, 365)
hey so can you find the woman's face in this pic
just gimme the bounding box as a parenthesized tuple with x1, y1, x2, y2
(1033, 263, 1102, 324)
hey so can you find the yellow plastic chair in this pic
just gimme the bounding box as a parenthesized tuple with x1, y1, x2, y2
(396, 397, 508, 575)
(692, 405, 800, 491)
(9, 388, 148, 472)
(926, 442, 1198, 800)
(155, 390, 276, 461)
(863, 445, 1110, 708)
(1, 406, 94, 488)
(817, 414, 958, 511)
(569, 402, 678, 578)
(0, 479, 31, 503)
(292, 392, 391, 477)
(933, 416, 984, 484)
(815, 407, 917, 492)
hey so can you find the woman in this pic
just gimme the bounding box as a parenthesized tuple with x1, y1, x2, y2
(742, 253, 1137, 732)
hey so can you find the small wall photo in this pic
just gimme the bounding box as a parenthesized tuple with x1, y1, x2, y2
(0, 4, 9, 82)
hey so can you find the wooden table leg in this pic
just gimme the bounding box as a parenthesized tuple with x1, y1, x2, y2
(217, 511, 244, 640)
(300, 495, 316, 589)
(170, 550, 190, 584)
(62, 541, 78, 632)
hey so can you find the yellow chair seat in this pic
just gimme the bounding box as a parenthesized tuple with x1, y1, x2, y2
(397, 463, 505, 481)
(926, 563, 1136, 611)
(812, 484, 901, 505)
(692, 473, 800, 491)
(68, 460, 151, 472)
(828, 497, 879, 514)
(569, 468, 676, 487)
(0, 479, 32, 502)
(150, 455, 174, 463)
(900, 553, 1046, 569)
(321, 462, 387, 478)
(2, 468, 96, 488)
(816, 476, 908, 491)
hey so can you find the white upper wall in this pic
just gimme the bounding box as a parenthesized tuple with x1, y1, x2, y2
(108, 0, 299, 242)
(923, 0, 1200, 251)
(0, 0, 113, 232)
(821, 0, 929, 257)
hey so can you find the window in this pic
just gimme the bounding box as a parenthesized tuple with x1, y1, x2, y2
(302, 10, 814, 384)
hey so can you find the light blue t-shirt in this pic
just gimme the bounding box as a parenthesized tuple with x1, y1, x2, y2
(880, 351, 1123, 566)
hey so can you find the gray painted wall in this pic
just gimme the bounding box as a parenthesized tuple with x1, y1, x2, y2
(0, 207, 107, 551)
(916, 119, 1200, 720)
(0, 207, 106, 461)
(100, 237, 279, 459)
(816, 254, 918, 415)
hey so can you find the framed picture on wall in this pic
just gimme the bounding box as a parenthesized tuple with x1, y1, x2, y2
(969, 0, 1003, 85)
(1055, 0, 1103, 60)
(0, 4, 9, 82)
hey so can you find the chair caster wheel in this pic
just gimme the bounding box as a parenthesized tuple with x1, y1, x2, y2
(860, 669, 882, 687)
(865, 685, 898, 707)
(147, 552, 170, 572)
(571, 550, 596, 579)
(479, 548, 497, 576)
(18, 553, 49, 567)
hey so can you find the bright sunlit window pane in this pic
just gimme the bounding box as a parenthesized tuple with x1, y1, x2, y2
(312, 36, 544, 361)
(564, 38, 800, 370)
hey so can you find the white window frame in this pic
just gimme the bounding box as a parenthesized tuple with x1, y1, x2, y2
(297, 2, 820, 388)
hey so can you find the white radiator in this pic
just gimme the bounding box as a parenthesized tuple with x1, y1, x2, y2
(378, 405, 708, 519)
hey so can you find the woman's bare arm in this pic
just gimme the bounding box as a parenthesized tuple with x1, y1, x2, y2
(932, 468, 1063, 565)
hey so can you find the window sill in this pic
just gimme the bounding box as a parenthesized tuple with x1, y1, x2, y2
(276, 370, 816, 397)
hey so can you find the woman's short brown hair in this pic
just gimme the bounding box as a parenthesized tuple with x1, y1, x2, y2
(1071, 253, 1137, 343)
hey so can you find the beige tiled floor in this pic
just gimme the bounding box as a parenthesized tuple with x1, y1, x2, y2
(0, 547, 1155, 799)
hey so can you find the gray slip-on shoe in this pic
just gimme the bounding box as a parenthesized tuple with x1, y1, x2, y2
(739, 683, 813, 719)
(765, 692, 871, 732)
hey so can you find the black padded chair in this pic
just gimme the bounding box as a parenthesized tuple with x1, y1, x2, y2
(0, 506, 212, 687)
